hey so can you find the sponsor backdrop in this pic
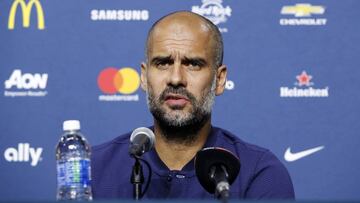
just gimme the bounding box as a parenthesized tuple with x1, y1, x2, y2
(0, 0, 359, 201)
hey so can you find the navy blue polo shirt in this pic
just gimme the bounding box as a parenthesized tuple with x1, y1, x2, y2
(91, 126, 295, 199)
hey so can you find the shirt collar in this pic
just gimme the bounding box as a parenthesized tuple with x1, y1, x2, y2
(144, 126, 219, 177)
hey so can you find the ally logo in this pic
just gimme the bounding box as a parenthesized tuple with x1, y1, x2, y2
(4, 143, 43, 167)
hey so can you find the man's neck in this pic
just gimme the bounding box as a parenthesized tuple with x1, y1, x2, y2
(153, 120, 211, 171)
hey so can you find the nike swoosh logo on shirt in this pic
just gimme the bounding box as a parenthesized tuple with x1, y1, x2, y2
(284, 146, 324, 162)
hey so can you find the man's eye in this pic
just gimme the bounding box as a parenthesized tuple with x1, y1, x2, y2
(156, 62, 167, 65)
(187, 62, 202, 70)
(155, 62, 170, 69)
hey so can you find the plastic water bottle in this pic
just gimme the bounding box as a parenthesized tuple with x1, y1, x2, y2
(56, 120, 92, 201)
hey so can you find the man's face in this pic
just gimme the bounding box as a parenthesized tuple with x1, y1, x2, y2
(141, 18, 225, 133)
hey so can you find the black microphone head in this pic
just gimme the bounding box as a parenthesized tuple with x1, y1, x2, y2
(130, 127, 155, 156)
(194, 147, 240, 194)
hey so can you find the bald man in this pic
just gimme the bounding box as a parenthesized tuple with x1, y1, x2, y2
(91, 11, 295, 199)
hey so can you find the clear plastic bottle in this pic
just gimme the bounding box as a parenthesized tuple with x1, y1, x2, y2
(56, 120, 92, 201)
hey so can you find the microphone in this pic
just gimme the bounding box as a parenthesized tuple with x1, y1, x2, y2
(129, 127, 155, 156)
(195, 147, 240, 202)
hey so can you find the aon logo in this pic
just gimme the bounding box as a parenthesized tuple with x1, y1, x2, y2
(5, 69, 48, 89)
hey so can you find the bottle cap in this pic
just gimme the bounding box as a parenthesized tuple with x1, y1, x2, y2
(63, 120, 81, 131)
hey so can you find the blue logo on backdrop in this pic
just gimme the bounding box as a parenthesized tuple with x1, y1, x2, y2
(225, 80, 235, 90)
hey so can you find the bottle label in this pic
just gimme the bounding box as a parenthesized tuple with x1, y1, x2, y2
(57, 158, 91, 187)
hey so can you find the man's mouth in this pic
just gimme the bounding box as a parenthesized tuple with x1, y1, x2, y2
(164, 94, 189, 107)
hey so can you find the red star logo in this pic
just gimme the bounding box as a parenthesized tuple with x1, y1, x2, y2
(296, 71, 313, 86)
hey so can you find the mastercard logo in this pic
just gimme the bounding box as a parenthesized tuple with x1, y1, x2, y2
(97, 67, 140, 94)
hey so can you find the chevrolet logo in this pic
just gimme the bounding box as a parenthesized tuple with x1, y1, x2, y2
(8, 0, 45, 30)
(281, 4, 325, 17)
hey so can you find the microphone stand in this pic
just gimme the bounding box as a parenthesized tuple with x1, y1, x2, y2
(210, 165, 230, 203)
(131, 157, 144, 200)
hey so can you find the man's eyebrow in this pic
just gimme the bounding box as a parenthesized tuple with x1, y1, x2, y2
(182, 56, 207, 66)
(150, 55, 173, 65)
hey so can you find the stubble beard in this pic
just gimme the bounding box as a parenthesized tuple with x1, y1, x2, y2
(146, 77, 216, 144)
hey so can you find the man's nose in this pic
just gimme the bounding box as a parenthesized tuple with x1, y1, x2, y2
(167, 61, 187, 87)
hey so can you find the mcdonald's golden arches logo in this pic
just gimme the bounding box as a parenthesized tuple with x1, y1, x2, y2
(8, 0, 45, 30)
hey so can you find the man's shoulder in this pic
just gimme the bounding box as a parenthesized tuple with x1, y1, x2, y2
(91, 131, 131, 158)
(214, 127, 294, 198)
(214, 126, 288, 176)
(91, 131, 135, 198)
(214, 127, 271, 157)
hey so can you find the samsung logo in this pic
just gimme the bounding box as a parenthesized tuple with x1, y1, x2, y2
(91, 9, 149, 21)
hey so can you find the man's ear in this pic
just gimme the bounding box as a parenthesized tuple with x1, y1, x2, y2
(140, 62, 147, 91)
(215, 65, 227, 96)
